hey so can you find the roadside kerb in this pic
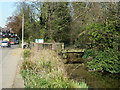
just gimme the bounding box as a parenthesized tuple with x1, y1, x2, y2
(12, 49, 24, 88)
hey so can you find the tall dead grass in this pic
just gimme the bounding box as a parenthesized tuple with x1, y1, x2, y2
(21, 48, 88, 88)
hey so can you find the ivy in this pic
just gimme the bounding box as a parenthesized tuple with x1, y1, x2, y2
(83, 48, 120, 73)
(86, 21, 120, 50)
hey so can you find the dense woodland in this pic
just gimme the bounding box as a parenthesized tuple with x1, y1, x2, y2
(6, 2, 120, 73)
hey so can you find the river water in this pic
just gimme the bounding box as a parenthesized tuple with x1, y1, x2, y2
(63, 53, 120, 88)
(65, 64, 120, 88)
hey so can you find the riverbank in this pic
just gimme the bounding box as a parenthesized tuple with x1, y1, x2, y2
(20, 49, 88, 88)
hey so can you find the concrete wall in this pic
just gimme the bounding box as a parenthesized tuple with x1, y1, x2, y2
(30, 42, 64, 51)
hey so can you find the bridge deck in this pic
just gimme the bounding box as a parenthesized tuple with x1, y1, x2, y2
(62, 49, 85, 53)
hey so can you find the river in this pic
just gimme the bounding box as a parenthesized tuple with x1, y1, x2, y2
(63, 53, 120, 88)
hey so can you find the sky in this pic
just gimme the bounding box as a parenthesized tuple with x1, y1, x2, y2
(0, 0, 71, 28)
(0, 0, 119, 28)
(0, 2, 16, 28)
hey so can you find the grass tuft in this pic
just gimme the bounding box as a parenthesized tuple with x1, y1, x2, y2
(21, 49, 88, 88)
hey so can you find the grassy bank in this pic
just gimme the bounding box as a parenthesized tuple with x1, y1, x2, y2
(21, 49, 88, 88)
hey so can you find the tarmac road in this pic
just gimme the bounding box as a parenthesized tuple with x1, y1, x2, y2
(0, 45, 23, 88)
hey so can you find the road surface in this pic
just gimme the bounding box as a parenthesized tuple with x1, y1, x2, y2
(0, 45, 23, 88)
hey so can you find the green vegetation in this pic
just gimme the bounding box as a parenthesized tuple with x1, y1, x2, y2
(7, 2, 120, 74)
(83, 48, 120, 73)
(82, 2, 120, 73)
(21, 49, 88, 88)
(82, 49, 97, 59)
(23, 49, 31, 58)
(86, 22, 119, 50)
(7, 2, 119, 45)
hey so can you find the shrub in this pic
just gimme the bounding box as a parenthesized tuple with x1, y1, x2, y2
(23, 49, 31, 58)
(82, 49, 97, 59)
(87, 48, 120, 73)
(86, 23, 120, 51)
